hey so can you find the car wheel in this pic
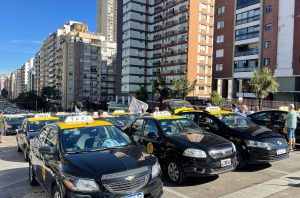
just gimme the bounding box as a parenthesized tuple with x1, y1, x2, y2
(236, 148, 247, 169)
(29, 162, 38, 186)
(52, 185, 63, 198)
(166, 160, 186, 184)
(17, 141, 22, 152)
(24, 147, 29, 161)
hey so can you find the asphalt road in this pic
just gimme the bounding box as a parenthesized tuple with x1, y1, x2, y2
(1, 136, 300, 198)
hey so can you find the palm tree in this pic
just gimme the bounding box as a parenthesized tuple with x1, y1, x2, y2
(172, 77, 197, 100)
(248, 68, 279, 109)
(135, 86, 149, 102)
(151, 77, 169, 108)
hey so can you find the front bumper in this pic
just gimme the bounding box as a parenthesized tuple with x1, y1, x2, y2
(246, 146, 289, 164)
(181, 156, 237, 177)
(64, 177, 163, 198)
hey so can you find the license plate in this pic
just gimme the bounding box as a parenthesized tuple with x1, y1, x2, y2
(277, 148, 287, 155)
(122, 192, 144, 198)
(221, 158, 232, 167)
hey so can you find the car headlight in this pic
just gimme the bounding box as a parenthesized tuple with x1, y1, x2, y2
(245, 140, 269, 149)
(63, 176, 100, 192)
(183, 148, 207, 158)
(232, 142, 236, 152)
(151, 161, 161, 179)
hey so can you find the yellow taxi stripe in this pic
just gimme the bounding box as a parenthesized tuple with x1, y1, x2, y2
(57, 120, 113, 130)
(27, 117, 60, 122)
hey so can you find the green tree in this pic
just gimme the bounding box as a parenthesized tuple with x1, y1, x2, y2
(248, 68, 279, 109)
(41, 86, 61, 111)
(1, 89, 8, 98)
(151, 77, 170, 108)
(210, 91, 225, 106)
(135, 86, 149, 102)
(172, 78, 197, 99)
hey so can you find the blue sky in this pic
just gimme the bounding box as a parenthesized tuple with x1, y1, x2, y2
(0, 0, 97, 74)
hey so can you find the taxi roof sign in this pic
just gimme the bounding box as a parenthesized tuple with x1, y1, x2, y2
(35, 113, 52, 118)
(114, 110, 125, 113)
(205, 106, 221, 111)
(153, 111, 172, 117)
(64, 116, 94, 123)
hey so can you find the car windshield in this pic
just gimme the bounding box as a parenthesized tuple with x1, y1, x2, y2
(158, 118, 203, 135)
(167, 100, 194, 111)
(61, 126, 134, 153)
(28, 120, 57, 132)
(6, 117, 24, 123)
(118, 115, 137, 124)
(104, 117, 126, 127)
(215, 114, 254, 128)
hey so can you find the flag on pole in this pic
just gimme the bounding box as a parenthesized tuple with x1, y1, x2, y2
(129, 97, 148, 114)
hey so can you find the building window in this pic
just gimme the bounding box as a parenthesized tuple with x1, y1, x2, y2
(264, 58, 270, 66)
(199, 86, 205, 91)
(216, 49, 224, 58)
(217, 21, 225, 29)
(216, 35, 224, 43)
(265, 41, 271, 48)
(266, 6, 272, 13)
(216, 64, 223, 71)
(265, 24, 272, 31)
(218, 6, 225, 15)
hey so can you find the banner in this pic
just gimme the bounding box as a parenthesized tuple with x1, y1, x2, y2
(129, 97, 148, 114)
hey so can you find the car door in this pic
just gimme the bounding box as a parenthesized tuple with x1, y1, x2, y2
(129, 119, 145, 143)
(142, 119, 165, 158)
(17, 120, 27, 151)
(32, 127, 49, 184)
(272, 111, 288, 134)
(42, 126, 58, 193)
(250, 111, 273, 128)
(197, 113, 224, 137)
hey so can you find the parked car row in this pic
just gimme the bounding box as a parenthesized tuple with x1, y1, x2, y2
(9, 100, 291, 198)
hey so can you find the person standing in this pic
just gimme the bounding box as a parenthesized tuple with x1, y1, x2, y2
(0, 111, 8, 143)
(231, 104, 238, 113)
(285, 104, 297, 151)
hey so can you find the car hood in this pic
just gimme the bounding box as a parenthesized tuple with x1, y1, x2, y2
(8, 121, 23, 126)
(230, 125, 283, 139)
(61, 145, 156, 179)
(166, 132, 232, 151)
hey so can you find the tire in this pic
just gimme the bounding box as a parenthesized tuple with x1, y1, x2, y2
(166, 160, 186, 184)
(29, 162, 38, 186)
(24, 147, 29, 162)
(52, 185, 63, 198)
(17, 141, 22, 152)
(236, 148, 247, 169)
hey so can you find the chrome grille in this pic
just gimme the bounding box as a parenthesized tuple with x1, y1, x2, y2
(209, 147, 233, 159)
(102, 166, 150, 194)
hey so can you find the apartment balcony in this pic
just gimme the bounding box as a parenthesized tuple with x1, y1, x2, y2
(235, 32, 259, 42)
(236, 0, 260, 10)
(234, 48, 258, 57)
(234, 67, 258, 73)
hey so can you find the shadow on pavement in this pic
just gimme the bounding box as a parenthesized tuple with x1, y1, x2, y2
(163, 175, 219, 187)
(0, 146, 26, 163)
(234, 163, 272, 172)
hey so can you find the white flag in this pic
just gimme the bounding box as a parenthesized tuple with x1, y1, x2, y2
(75, 106, 82, 115)
(129, 97, 148, 114)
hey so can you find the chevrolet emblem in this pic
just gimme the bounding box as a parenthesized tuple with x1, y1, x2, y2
(125, 176, 135, 182)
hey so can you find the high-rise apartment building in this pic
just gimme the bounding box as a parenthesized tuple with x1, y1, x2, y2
(120, 0, 214, 100)
(97, 0, 118, 42)
(213, 0, 300, 101)
(0, 74, 7, 92)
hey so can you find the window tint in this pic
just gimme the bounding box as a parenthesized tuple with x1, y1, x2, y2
(253, 112, 272, 122)
(131, 119, 145, 136)
(144, 120, 159, 137)
(45, 127, 58, 147)
(38, 128, 48, 143)
(198, 115, 219, 129)
(274, 112, 287, 122)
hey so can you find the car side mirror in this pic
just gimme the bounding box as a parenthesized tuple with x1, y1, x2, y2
(148, 132, 159, 139)
(39, 146, 54, 156)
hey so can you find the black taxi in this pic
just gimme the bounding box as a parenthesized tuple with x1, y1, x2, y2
(125, 111, 236, 184)
(28, 116, 163, 198)
(168, 100, 289, 169)
(16, 114, 59, 161)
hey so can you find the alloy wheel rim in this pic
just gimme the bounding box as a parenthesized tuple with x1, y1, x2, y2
(168, 162, 179, 181)
(54, 191, 61, 198)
